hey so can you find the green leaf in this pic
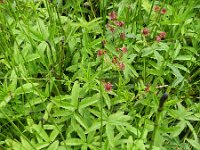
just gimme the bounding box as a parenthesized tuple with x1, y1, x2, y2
(32, 124, 50, 142)
(74, 113, 88, 129)
(141, 47, 153, 57)
(0, 94, 12, 108)
(106, 124, 114, 148)
(127, 136, 134, 150)
(171, 121, 186, 137)
(71, 81, 80, 108)
(15, 83, 39, 95)
(186, 138, 200, 149)
(35, 142, 50, 149)
(103, 92, 111, 110)
(173, 63, 190, 73)
(25, 97, 47, 107)
(186, 121, 198, 141)
(62, 138, 83, 146)
(50, 125, 63, 142)
(167, 64, 182, 77)
(25, 53, 40, 62)
(86, 121, 106, 133)
(154, 50, 164, 63)
(79, 93, 100, 109)
(108, 112, 131, 126)
(174, 55, 196, 61)
(20, 136, 33, 150)
(47, 140, 59, 150)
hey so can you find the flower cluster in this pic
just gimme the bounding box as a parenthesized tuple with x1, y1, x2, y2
(155, 31, 167, 42)
(154, 5, 167, 14)
(107, 11, 125, 33)
(99, 11, 129, 92)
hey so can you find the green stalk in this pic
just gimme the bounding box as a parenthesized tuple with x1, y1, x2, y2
(150, 93, 168, 150)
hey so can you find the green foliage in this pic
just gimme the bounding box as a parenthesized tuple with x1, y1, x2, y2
(0, 0, 199, 149)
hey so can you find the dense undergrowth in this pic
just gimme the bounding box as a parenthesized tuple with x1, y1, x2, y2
(0, 0, 199, 149)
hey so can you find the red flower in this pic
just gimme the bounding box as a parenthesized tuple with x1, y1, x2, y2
(120, 32, 126, 40)
(120, 47, 127, 53)
(118, 63, 125, 71)
(97, 50, 106, 56)
(161, 8, 167, 14)
(104, 82, 112, 91)
(154, 5, 160, 12)
(142, 28, 150, 36)
(159, 31, 166, 39)
(115, 21, 125, 27)
(109, 11, 117, 20)
(156, 36, 161, 42)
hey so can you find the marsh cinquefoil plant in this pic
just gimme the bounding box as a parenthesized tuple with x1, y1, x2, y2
(0, 0, 199, 150)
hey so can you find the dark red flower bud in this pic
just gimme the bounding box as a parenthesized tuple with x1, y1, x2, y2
(159, 31, 166, 39)
(115, 21, 125, 27)
(120, 32, 126, 40)
(104, 82, 113, 91)
(142, 28, 150, 36)
(161, 8, 167, 14)
(97, 50, 106, 56)
(109, 11, 117, 20)
(154, 5, 160, 12)
(156, 36, 161, 42)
